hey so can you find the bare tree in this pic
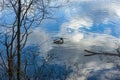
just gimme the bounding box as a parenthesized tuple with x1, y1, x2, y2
(0, 0, 66, 80)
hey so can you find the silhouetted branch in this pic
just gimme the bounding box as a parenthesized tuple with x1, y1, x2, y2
(84, 49, 120, 57)
(0, 51, 7, 70)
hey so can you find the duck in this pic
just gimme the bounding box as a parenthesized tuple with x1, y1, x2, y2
(53, 38, 64, 44)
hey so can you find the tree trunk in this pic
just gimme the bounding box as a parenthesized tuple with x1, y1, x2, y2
(8, 56, 14, 80)
(17, 0, 21, 80)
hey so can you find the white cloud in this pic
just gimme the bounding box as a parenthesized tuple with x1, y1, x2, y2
(67, 17, 93, 30)
(60, 16, 93, 31)
(27, 28, 53, 54)
(71, 33, 84, 43)
(59, 16, 93, 43)
(62, 0, 120, 25)
(108, 2, 120, 17)
(57, 0, 120, 45)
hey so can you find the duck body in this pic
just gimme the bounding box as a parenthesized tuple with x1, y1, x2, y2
(53, 38, 64, 44)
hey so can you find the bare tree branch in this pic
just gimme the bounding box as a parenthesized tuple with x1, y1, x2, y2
(84, 49, 120, 57)
(0, 51, 7, 70)
(9, 0, 17, 15)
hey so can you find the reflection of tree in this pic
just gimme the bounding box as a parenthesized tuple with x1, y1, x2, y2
(0, 0, 67, 79)
(21, 45, 73, 80)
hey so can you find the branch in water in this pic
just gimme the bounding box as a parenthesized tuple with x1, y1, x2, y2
(84, 50, 120, 57)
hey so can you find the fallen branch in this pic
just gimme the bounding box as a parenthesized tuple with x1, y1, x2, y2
(84, 50, 120, 57)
